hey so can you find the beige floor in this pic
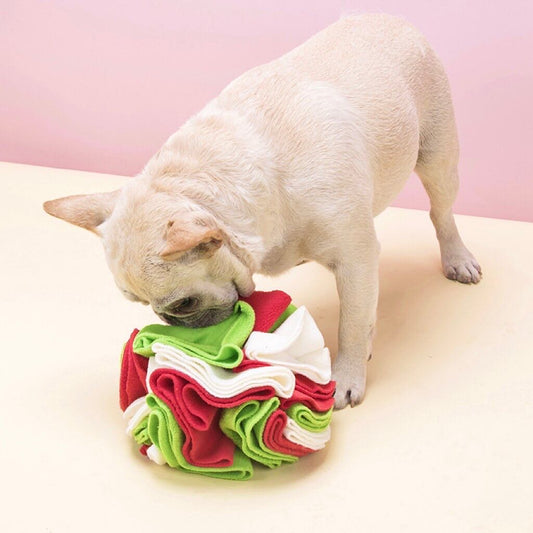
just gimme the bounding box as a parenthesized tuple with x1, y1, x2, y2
(1, 161, 532, 533)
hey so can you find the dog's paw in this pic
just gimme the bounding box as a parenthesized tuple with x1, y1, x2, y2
(443, 253, 482, 284)
(332, 362, 367, 410)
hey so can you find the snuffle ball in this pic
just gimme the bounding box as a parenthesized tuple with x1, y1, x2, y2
(119, 290, 335, 480)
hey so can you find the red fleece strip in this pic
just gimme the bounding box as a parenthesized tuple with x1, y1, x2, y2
(279, 374, 336, 412)
(150, 368, 279, 468)
(139, 444, 149, 456)
(120, 329, 149, 411)
(263, 409, 315, 457)
(241, 290, 292, 333)
(233, 357, 270, 372)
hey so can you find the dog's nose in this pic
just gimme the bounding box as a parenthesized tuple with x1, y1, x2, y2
(167, 297, 200, 316)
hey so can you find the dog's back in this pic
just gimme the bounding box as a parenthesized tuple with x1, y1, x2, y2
(207, 14, 452, 216)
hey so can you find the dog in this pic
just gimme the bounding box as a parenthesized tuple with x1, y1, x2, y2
(44, 14, 481, 410)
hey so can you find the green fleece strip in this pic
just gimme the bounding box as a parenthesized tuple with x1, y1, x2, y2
(133, 301, 255, 368)
(145, 394, 253, 480)
(132, 417, 151, 446)
(286, 404, 333, 433)
(220, 398, 298, 468)
(269, 303, 298, 332)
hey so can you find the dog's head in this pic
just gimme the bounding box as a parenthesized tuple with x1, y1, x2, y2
(43, 179, 256, 327)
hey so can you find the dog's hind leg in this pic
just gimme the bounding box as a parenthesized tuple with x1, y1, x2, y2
(415, 88, 481, 284)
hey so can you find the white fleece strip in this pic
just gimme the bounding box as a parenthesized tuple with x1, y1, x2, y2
(283, 418, 331, 451)
(146, 444, 167, 466)
(147, 342, 296, 399)
(123, 396, 151, 437)
(244, 306, 331, 384)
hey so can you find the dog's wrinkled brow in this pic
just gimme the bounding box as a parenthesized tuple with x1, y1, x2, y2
(142, 257, 172, 273)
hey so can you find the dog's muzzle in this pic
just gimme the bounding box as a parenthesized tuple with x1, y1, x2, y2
(157, 304, 236, 328)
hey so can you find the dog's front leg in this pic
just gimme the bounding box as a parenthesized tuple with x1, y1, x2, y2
(331, 224, 380, 409)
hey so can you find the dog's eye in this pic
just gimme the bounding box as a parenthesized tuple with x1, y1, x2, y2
(169, 297, 199, 315)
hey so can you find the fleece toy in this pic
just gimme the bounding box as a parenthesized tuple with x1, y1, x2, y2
(119, 290, 335, 480)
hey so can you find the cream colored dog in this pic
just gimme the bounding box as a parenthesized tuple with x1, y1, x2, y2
(44, 14, 481, 409)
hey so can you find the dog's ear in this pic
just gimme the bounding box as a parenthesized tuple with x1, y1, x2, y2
(43, 190, 120, 235)
(160, 219, 224, 260)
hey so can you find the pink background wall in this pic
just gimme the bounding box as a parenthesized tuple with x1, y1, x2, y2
(2, 1, 532, 221)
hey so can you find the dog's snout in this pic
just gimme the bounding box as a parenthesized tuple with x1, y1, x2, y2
(156, 301, 236, 328)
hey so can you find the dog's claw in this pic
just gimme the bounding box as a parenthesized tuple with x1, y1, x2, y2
(334, 386, 365, 410)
